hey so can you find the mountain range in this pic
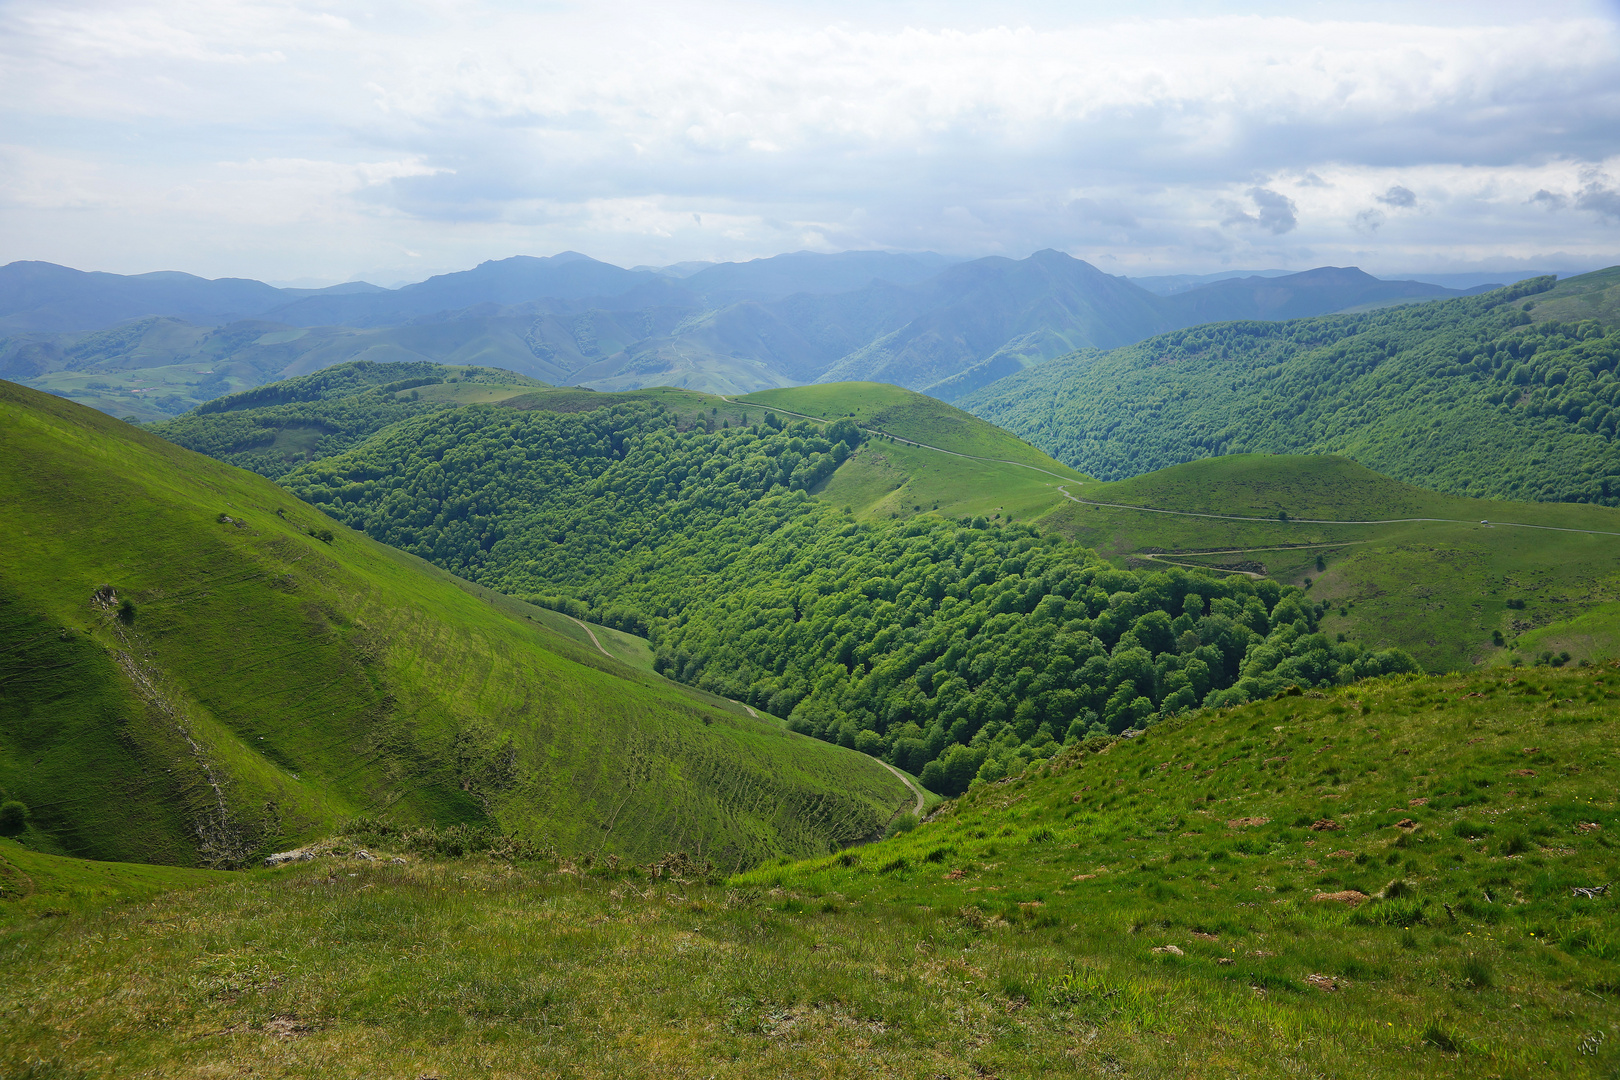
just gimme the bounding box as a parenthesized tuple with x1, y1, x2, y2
(1, 251, 1502, 419)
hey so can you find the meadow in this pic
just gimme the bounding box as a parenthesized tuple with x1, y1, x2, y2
(2, 664, 1615, 1078)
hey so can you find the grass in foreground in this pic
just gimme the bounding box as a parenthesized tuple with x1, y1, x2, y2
(3, 666, 1615, 1078)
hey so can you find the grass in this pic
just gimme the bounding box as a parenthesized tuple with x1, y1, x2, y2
(1038, 454, 1620, 672)
(738, 382, 1089, 477)
(815, 438, 1085, 524)
(0, 380, 912, 870)
(1530, 265, 1620, 328)
(3, 665, 1617, 1077)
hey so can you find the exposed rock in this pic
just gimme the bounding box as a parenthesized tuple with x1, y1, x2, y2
(264, 848, 317, 868)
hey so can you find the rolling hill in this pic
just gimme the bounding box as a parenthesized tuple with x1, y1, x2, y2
(0, 379, 911, 869)
(963, 273, 1620, 505)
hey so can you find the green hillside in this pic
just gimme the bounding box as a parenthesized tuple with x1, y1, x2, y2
(146, 360, 546, 478)
(1040, 455, 1620, 673)
(0, 380, 910, 869)
(963, 273, 1620, 506)
(1530, 265, 1620, 327)
(740, 382, 1089, 523)
(4, 664, 1616, 1077)
(740, 382, 1086, 475)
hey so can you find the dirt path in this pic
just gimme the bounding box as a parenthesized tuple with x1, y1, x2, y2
(876, 760, 927, 816)
(566, 615, 614, 659)
(571, 613, 765, 719)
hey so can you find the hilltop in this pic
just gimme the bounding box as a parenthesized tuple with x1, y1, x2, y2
(963, 272, 1620, 506)
(3, 663, 1615, 1077)
(0, 380, 910, 868)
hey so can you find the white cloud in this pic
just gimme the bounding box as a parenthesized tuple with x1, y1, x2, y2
(0, 1, 1617, 280)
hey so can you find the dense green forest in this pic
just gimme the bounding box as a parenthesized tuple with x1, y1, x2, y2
(148, 361, 542, 478)
(963, 275, 1620, 505)
(286, 400, 1415, 793)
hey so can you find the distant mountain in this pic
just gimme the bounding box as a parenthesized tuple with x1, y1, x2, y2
(262, 253, 665, 328)
(681, 250, 961, 302)
(1128, 269, 1293, 296)
(0, 261, 382, 334)
(2, 251, 1490, 417)
(1156, 266, 1466, 324)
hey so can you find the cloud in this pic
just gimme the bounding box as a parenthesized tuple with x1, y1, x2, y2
(1222, 187, 1298, 235)
(0, 1, 1617, 280)
(1576, 180, 1620, 222)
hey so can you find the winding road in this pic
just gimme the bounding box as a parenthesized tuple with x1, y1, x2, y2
(877, 760, 928, 816)
(566, 614, 614, 658)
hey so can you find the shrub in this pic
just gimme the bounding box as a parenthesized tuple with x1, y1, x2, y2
(883, 813, 919, 839)
(0, 800, 28, 835)
(116, 599, 136, 626)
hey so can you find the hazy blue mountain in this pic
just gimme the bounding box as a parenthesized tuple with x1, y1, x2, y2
(0, 261, 382, 333)
(1156, 266, 1466, 324)
(681, 250, 962, 302)
(1389, 270, 1554, 291)
(2, 250, 1513, 414)
(814, 250, 1173, 392)
(1128, 269, 1292, 296)
(262, 253, 667, 327)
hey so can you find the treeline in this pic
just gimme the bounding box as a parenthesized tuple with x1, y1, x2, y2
(964, 278, 1620, 505)
(149, 361, 536, 479)
(286, 400, 1415, 794)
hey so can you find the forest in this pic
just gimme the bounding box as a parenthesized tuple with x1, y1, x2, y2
(286, 400, 1416, 793)
(148, 361, 538, 478)
(964, 278, 1620, 505)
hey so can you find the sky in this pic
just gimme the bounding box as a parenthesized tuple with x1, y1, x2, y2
(2, 0, 1619, 286)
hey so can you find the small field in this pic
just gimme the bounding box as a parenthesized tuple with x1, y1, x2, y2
(1040, 455, 1620, 672)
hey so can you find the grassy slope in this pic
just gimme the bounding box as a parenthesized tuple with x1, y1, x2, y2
(1040, 455, 1620, 672)
(0, 380, 910, 869)
(1531, 265, 1620, 327)
(739, 382, 1091, 524)
(740, 382, 1088, 474)
(4, 666, 1616, 1077)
